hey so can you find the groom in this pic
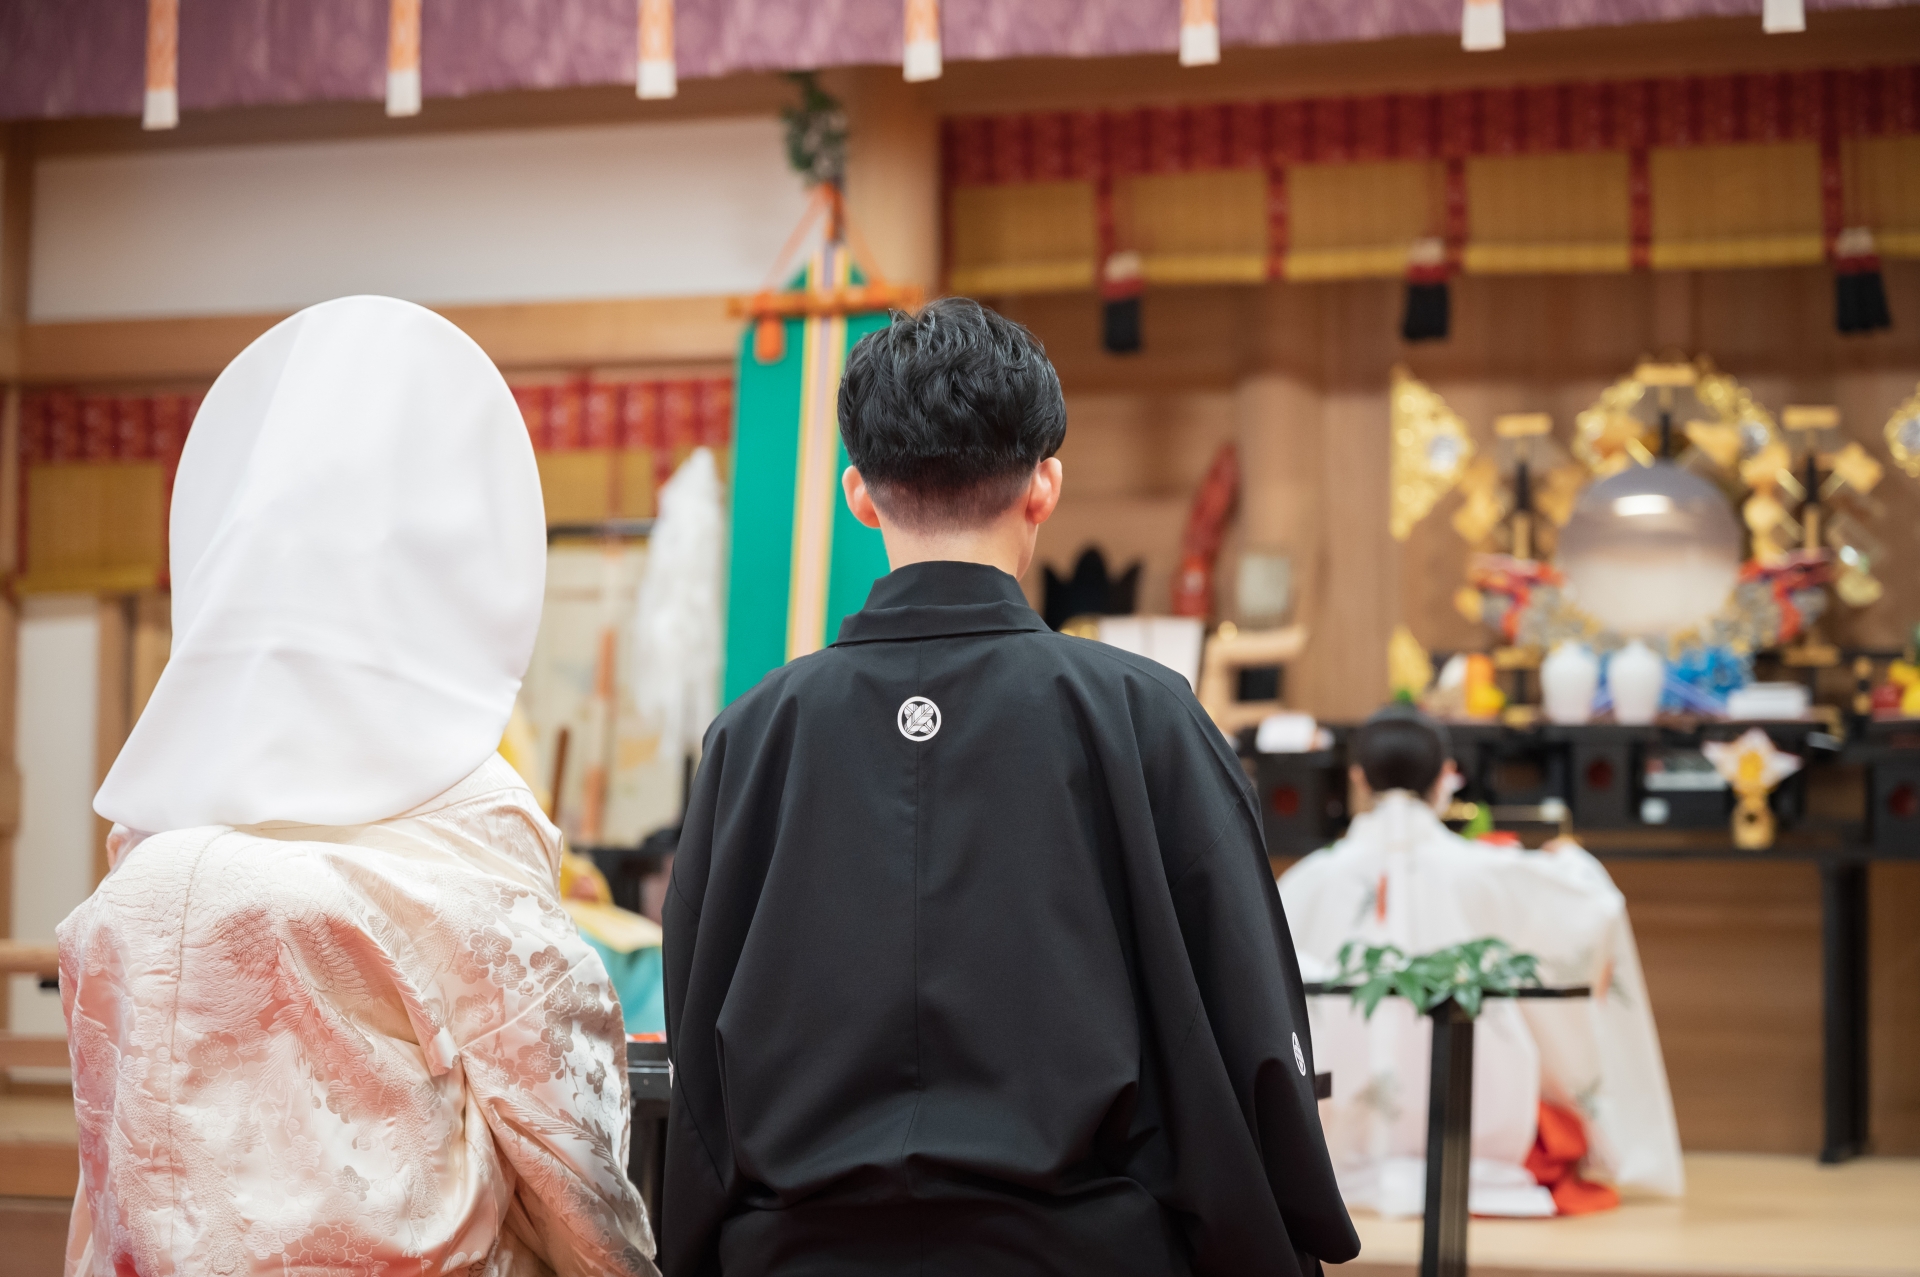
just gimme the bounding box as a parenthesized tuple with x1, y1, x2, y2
(663, 297, 1358, 1277)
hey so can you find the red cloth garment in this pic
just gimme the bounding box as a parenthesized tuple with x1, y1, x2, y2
(1525, 1101, 1622, 1215)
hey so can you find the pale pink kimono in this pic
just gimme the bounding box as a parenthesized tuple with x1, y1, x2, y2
(59, 754, 659, 1277)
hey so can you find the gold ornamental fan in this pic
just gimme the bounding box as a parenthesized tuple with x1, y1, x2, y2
(1693, 364, 1782, 469)
(1575, 356, 1777, 479)
(1390, 366, 1476, 540)
(1887, 383, 1920, 478)
(1450, 456, 1508, 545)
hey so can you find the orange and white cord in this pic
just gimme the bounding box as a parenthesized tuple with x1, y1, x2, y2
(638, 0, 676, 99)
(1461, 0, 1504, 51)
(143, 0, 179, 130)
(387, 0, 422, 117)
(904, 0, 942, 82)
(1763, 0, 1806, 33)
(1179, 0, 1220, 67)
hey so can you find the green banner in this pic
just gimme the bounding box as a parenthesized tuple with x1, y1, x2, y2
(722, 249, 892, 704)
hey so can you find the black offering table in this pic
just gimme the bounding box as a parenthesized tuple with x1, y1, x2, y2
(1260, 718, 1920, 1164)
(1304, 984, 1590, 1277)
(627, 1039, 672, 1232)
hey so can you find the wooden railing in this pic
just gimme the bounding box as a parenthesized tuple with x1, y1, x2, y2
(0, 941, 66, 1070)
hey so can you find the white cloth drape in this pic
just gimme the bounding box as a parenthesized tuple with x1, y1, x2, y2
(629, 447, 726, 766)
(1280, 792, 1685, 1217)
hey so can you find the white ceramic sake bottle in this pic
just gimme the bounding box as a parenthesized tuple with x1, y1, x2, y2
(1608, 639, 1665, 725)
(1541, 642, 1600, 724)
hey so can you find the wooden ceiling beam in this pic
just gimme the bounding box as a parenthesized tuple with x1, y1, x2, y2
(19, 294, 742, 385)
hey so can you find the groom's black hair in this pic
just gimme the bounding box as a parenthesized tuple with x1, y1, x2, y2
(1354, 704, 1452, 796)
(837, 296, 1066, 530)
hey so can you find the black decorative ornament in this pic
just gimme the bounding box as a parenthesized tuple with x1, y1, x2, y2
(1043, 547, 1142, 631)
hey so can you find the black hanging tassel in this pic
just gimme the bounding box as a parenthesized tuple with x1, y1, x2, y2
(1836, 271, 1892, 334)
(1401, 237, 1451, 343)
(1402, 281, 1451, 342)
(1101, 250, 1143, 354)
(1833, 228, 1892, 336)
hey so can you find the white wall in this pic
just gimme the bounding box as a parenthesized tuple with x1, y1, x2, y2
(10, 596, 99, 1078)
(31, 116, 811, 321)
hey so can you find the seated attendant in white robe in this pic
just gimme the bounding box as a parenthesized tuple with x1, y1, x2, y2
(60, 297, 658, 1276)
(1279, 707, 1684, 1219)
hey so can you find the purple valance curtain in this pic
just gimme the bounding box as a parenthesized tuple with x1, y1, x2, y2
(2, 0, 1909, 122)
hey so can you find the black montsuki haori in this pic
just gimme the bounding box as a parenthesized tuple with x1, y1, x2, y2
(662, 560, 1360, 1277)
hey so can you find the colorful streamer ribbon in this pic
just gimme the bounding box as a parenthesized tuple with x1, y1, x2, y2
(143, 0, 178, 131)
(786, 244, 854, 659)
(904, 0, 942, 82)
(1764, 0, 1807, 34)
(1462, 0, 1504, 52)
(1179, 0, 1220, 67)
(638, 0, 676, 99)
(387, 0, 422, 117)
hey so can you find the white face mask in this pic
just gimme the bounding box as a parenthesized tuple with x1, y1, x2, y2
(1430, 766, 1465, 815)
(94, 296, 546, 832)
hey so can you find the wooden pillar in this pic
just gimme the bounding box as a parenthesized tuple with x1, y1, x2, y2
(1312, 279, 1400, 721)
(833, 68, 941, 294)
(1235, 289, 1326, 702)
(92, 598, 132, 885)
(130, 591, 171, 723)
(0, 122, 32, 1054)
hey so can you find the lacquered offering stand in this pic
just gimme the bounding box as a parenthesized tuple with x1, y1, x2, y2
(1304, 984, 1591, 1277)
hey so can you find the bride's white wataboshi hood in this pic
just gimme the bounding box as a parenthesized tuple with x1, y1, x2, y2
(94, 295, 547, 833)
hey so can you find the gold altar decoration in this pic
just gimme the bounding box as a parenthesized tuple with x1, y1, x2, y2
(1885, 383, 1920, 478)
(1445, 412, 1584, 554)
(1390, 367, 1475, 541)
(1775, 404, 1887, 609)
(1574, 357, 1783, 481)
(1388, 625, 1434, 700)
(1703, 728, 1804, 850)
(1451, 457, 1507, 546)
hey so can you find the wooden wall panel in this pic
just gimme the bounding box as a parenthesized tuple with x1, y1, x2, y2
(1609, 861, 1824, 1154)
(1005, 262, 1920, 708)
(1025, 387, 1240, 615)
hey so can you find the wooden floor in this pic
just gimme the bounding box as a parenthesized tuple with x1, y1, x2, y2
(0, 1199, 67, 1277)
(1342, 1154, 1920, 1277)
(0, 1096, 77, 1201)
(0, 1146, 1912, 1276)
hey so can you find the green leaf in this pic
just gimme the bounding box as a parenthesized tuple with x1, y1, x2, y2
(1320, 935, 1542, 1021)
(1391, 970, 1428, 1011)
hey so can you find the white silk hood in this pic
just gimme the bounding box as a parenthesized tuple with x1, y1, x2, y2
(94, 295, 546, 832)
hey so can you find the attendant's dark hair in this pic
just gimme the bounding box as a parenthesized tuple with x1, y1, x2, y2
(1354, 705, 1452, 796)
(838, 297, 1067, 530)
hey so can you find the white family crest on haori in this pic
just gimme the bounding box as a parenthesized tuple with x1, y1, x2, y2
(93, 295, 547, 832)
(898, 696, 941, 740)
